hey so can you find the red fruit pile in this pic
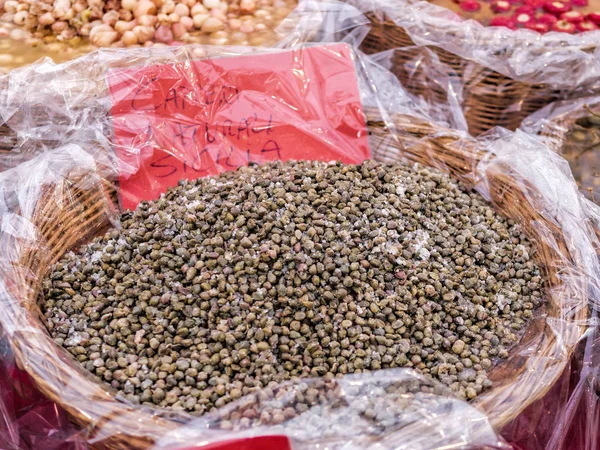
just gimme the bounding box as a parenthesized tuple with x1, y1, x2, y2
(442, 0, 600, 33)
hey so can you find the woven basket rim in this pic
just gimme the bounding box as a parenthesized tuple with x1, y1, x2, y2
(0, 112, 590, 449)
(355, 0, 600, 88)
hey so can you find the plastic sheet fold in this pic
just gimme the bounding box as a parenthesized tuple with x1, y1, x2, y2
(0, 42, 598, 450)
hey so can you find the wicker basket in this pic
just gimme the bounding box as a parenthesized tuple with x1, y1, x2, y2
(0, 111, 589, 449)
(356, 10, 595, 136)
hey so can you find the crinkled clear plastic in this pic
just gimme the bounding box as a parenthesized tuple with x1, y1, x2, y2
(315, 0, 600, 135)
(522, 94, 600, 147)
(502, 89, 600, 450)
(153, 370, 508, 450)
(0, 42, 597, 450)
(521, 94, 600, 205)
(347, 0, 600, 87)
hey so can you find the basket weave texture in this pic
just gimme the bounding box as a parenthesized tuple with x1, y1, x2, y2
(0, 112, 589, 449)
(359, 13, 562, 136)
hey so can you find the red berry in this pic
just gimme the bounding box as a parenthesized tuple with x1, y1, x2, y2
(544, 1, 572, 14)
(538, 13, 559, 24)
(514, 12, 534, 24)
(524, 21, 550, 31)
(587, 12, 600, 24)
(492, 0, 512, 12)
(560, 11, 584, 22)
(515, 5, 535, 14)
(459, 0, 482, 11)
(571, 0, 588, 6)
(577, 20, 599, 31)
(551, 19, 577, 31)
(489, 15, 517, 27)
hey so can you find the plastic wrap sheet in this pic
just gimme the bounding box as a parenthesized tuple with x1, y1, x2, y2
(275, 0, 372, 49)
(522, 94, 600, 147)
(323, 0, 600, 135)
(0, 43, 429, 173)
(0, 43, 598, 450)
(519, 95, 600, 449)
(0, 333, 89, 450)
(346, 0, 600, 88)
(152, 370, 508, 450)
(521, 95, 600, 204)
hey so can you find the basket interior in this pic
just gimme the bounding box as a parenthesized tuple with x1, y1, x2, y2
(0, 114, 588, 448)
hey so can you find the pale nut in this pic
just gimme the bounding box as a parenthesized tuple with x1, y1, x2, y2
(3, 0, 18, 13)
(121, 0, 137, 11)
(160, 0, 175, 14)
(12, 10, 28, 25)
(192, 13, 209, 28)
(121, 30, 138, 45)
(119, 9, 133, 20)
(102, 10, 120, 26)
(239, 22, 254, 33)
(210, 8, 226, 21)
(230, 31, 247, 42)
(134, 0, 156, 18)
(138, 14, 157, 27)
(173, 3, 189, 17)
(60, 8, 74, 20)
(38, 12, 56, 26)
(239, 0, 256, 15)
(180, 15, 193, 31)
(228, 18, 242, 30)
(190, 3, 207, 15)
(202, 0, 219, 8)
(114, 19, 137, 33)
(79, 22, 93, 36)
(133, 24, 154, 43)
(200, 16, 223, 32)
(90, 27, 119, 46)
